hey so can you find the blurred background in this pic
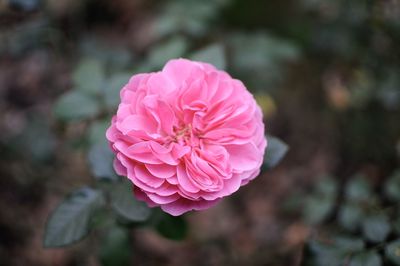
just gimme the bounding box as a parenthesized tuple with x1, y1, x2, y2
(1, 0, 400, 265)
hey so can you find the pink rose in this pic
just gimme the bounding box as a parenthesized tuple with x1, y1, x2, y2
(106, 58, 267, 216)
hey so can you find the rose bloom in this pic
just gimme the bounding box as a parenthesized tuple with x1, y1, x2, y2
(106, 59, 267, 216)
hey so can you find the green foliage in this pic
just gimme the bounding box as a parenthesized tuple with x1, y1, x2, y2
(303, 177, 337, 225)
(385, 240, 400, 265)
(334, 236, 365, 252)
(362, 215, 391, 243)
(190, 43, 226, 70)
(229, 32, 300, 91)
(53, 57, 132, 122)
(111, 181, 152, 223)
(306, 238, 355, 266)
(89, 120, 110, 146)
(88, 144, 117, 181)
(303, 169, 400, 265)
(44, 187, 105, 247)
(144, 36, 188, 70)
(103, 73, 131, 110)
(99, 227, 131, 266)
(338, 203, 364, 232)
(153, 0, 227, 38)
(263, 136, 289, 169)
(384, 171, 400, 202)
(349, 251, 382, 266)
(54, 90, 101, 121)
(306, 236, 381, 266)
(378, 71, 400, 110)
(345, 175, 372, 202)
(8, 0, 40, 12)
(155, 214, 188, 241)
(14, 116, 56, 162)
(72, 58, 105, 96)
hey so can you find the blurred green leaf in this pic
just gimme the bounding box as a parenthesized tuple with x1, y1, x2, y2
(334, 236, 365, 253)
(362, 215, 391, 243)
(146, 36, 188, 69)
(156, 214, 188, 241)
(0, 18, 54, 56)
(54, 91, 101, 121)
(307, 240, 347, 266)
(393, 218, 400, 236)
(88, 144, 117, 181)
(349, 74, 375, 109)
(99, 227, 131, 266)
(315, 177, 338, 198)
(72, 58, 105, 95)
(384, 170, 400, 202)
(338, 204, 364, 232)
(349, 251, 382, 266)
(263, 136, 289, 169)
(44, 187, 105, 247)
(378, 70, 400, 110)
(301, 177, 337, 225)
(89, 120, 110, 146)
(385, 239, 400, 265)
(153, 0, 221, 38)
(17, 116, 56, 162)
(9, 0, 40, 12)
(229, 32, 300, 89)
(111, 181, 152, 222)
(303, 195, 335, 225)
(79, 38, 134, 70)
(190, 43, 226, 70)
(230, 32, 299, 70)
(103, 73, 131, 110)
(306, 237, 365, 266)
(345, 175, 372, 202)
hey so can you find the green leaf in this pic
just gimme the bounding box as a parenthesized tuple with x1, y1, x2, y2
(384, 170, 400, 202)
(334, 236, 365, 253)
(155, 214, 188, 241)
(338, 203, 364, 232)
(307, 240, 347, 266)
(43, 187, 105, 247)
(263, 136, 289, 169)
(385, 239, 400, 266)
(72, 58, 105, 95)
(393, 218, 400, 236)
(349, 251, 382, 266)
(229, 32, 300, 90)
(99, 227, 131, 266)
(54, 91, 101, 121)
(345, 175, 372, 202)
(8, 0, 40, 12)
(303, 196, 335, 225)
(230, 32, 299, 70)
(146, 36, 188, 69)
(103, 73, 131, 109)
(362, 215, 391, 243)
(315, 177, 338, 198)
(17, 116, 56, 162)
(152, 1, 221, 38)
(88, 144, 117, 181)
(89, 120, 110, 146)
(190, 43, 226, 70)
(111, 181, 152, 222)
(307, 237, 365, 266)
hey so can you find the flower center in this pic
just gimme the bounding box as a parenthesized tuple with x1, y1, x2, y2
(172, 124, 200, 146)
(175, 125, 191, 139)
